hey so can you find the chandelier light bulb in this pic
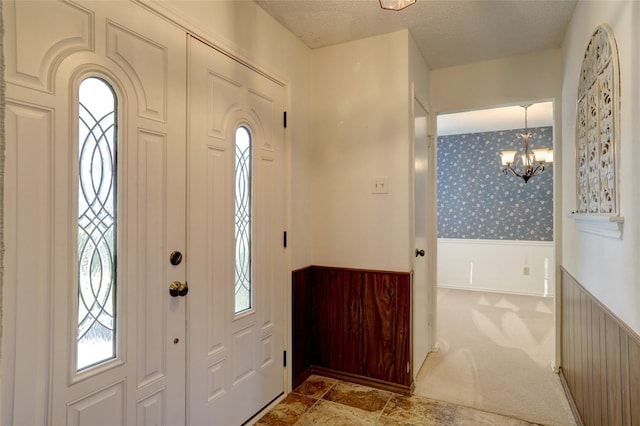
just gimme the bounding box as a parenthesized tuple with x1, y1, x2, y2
(379, 0, 416, 11)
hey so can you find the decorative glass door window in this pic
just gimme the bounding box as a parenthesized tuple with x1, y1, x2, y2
(234, 126, 252, 313)
(76, 77, 118, 371)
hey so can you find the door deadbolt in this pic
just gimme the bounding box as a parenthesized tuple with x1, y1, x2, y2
(170, 251, 183, 266)
(169, 281, 189, 297)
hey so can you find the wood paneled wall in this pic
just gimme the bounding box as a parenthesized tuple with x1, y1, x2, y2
(561, 268, 640, 425)
(292, 266, 412, 394)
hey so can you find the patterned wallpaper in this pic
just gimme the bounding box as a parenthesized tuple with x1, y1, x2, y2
(437, 126, 554, 241)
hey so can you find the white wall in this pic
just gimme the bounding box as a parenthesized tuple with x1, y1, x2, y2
(438, 239, 555, 297)
(157, 0, 314, 270)
(560, 1, 640, 333)
(311, 30, 418, 272)
(431, 49, 563, 114)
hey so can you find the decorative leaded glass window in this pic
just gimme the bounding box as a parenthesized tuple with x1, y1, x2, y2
(234, 126, 252, 313)
(576, 25, 620, 215)
(77, 77, 118, 371)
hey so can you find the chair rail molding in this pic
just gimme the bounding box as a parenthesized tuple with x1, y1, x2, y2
(569, 213, 624, 239)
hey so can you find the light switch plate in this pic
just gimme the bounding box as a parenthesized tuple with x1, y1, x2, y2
(372, 176, 389, 194)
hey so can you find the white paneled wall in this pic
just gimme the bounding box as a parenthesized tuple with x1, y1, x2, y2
(437, 239, 555, 297)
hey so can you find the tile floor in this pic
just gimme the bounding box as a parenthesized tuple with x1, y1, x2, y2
(254, 375, 540, 425)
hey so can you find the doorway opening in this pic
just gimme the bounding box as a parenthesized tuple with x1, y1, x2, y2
(413, 101, 573, 425)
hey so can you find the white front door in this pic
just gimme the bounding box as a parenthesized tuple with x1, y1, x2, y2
(187, 37, 286, 425)
(3, 2, 285, 426)
(3, 1, 188, 425)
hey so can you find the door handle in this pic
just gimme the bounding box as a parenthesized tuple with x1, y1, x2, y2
(169, 281, 189, 297)
(415, 249, 425, 257)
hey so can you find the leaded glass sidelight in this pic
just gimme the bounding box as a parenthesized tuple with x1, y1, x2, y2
(76, 77, 118, 371)
(235, 126, 252, 313)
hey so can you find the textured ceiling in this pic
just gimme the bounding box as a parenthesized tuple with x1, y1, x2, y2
(255, 0, 577, 69)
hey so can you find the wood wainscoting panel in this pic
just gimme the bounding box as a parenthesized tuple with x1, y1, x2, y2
(311, 267, 333, 369)
(560, 268, 640, 425)
(395, 273, 411, 388)
(629, 338, 640, 425)
(363, 271, 397, 383)
(341, 270, 365, 375)
(310, 267, 364, 375)
(605, 315, 622, 426)
(292, 266, 412, 394)
(292, 267, 311, 384)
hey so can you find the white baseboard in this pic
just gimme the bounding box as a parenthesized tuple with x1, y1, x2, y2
(438, 283, 554, 298)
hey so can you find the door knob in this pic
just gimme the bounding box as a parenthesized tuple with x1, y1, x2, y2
(415, 249, 425, 257)
(169, 281, 189, 297)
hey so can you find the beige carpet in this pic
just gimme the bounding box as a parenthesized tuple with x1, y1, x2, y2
(414, 288, 576, 426)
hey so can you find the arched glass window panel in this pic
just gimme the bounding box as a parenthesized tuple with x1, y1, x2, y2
(235, 126, 252, 313)
(76, 77, 118, 371)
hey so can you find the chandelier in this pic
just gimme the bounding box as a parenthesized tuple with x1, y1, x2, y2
(379, 0, 416, 11)
(500, 104, 553, 183)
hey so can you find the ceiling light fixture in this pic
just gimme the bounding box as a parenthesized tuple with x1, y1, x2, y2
(379, 0, 416, 11)
(500, 104, 553, 184)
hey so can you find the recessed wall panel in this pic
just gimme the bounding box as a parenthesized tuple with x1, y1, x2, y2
(233, 327, 255, 384)
(207, 72, 241, 140)
(107, 22, 167, 122)
(247, 89, 274, 150)
(137, 390, 165, 426)
(5, 1, 93, 91)
(5, 102, 53, 426)
(137, 130, 167, 387)
(261, 336, 273, 369)
(207, 147, 229, 355)
(67, 381, 125, 426)
(256, 157, 275, 329)
(207, 360, 226, 402)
